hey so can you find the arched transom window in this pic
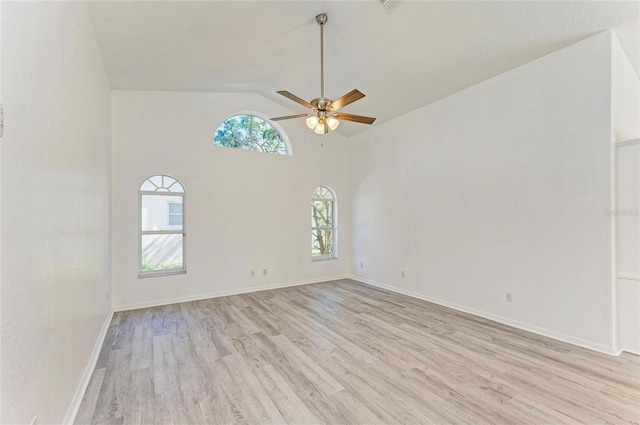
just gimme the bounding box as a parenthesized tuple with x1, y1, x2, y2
(139, 175, 186, 277)
(213, 114, 290, 155)
(312, 186, 337, 260)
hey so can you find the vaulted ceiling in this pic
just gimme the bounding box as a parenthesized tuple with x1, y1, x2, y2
(88, 1, 639, 136)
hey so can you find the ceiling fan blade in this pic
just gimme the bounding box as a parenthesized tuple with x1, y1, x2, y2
(270, 114, 312, 121)
(327, 89, 365, 111)
(277, 91, 316, 110)
(334, 113, 376, 125)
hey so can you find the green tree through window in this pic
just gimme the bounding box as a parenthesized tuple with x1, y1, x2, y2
(214, 115, 289, 155)
(312, 186, 336, 258)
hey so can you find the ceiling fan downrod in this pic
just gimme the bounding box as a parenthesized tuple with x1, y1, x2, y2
(317, 13, 327, 100)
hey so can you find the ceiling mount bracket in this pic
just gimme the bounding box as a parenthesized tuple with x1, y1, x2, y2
(316, 13, 327, 26)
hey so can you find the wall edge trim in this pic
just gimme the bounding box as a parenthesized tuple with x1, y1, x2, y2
(112, 275, 350, 312)
(348, 275, 620, 356)
(63, 310, 114, 425)
(615, 138, 640, 147)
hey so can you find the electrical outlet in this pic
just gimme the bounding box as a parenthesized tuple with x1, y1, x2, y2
(506, 292, 513, 303)
(360, 262, 364, 269)
(263, 269, 267, 276)
(401, 270, 406, 278)
(250, 269, 255, 277)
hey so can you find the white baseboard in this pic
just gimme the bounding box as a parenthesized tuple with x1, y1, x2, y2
(348, 275, 620, 356)
(113, 275, 350, 312)
(63, 311, 114, 425)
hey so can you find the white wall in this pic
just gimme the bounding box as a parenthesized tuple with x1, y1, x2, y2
(1, 2, 112, 424)
(616, 141, 640, 354)
(0, 0, 3, 419)
(349, 31, 616, 353)
(611, 31, 640, 355)
(612, 33, 640, 144)
(111, 91, 350, 310)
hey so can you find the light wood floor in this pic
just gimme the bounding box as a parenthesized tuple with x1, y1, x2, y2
(76, 279, 640, 424)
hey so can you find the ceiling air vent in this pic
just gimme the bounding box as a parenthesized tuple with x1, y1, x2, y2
(380, 0, 404, 13)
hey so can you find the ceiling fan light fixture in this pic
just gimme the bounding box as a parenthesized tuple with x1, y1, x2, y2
(314, 120, 327, 135)
(326, 116, 340, 131)
(306, 116, 319, 129)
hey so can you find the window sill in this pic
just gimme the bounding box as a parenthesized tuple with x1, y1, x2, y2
(138, 270, 186, 279)
(312, 256, 337, 262)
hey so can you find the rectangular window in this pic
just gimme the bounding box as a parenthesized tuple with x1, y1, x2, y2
(311, 188, 336, 260)
(139, 175, 186, 277)
(168, 201, 183, 226)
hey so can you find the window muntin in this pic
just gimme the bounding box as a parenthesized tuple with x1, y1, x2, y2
(214, 114, 290, 155)
(312, 186, 336, 259)
(139, 175, 186, 277)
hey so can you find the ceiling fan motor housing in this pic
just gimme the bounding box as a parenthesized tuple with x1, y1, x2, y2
(311, 97, 332, 111)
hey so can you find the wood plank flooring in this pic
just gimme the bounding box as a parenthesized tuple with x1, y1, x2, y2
(76, 279, 640, 424)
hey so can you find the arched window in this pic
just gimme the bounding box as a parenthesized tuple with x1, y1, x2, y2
(139, 175, 186, 277)
(213, 114, 291, 155)
(312, 186, 337, 260)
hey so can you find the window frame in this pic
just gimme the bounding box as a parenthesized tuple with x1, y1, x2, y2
(213, 111, 293, 156)
(138, 175, 187, 278)
(311, 186, 337, 261)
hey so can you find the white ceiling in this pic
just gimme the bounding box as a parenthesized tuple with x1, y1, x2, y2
(88, 1, 639, 137)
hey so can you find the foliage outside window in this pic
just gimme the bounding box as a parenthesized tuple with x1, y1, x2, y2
(139, 175, 186, 277)
(214, 114, 289, 155)
(312, 186, 336, 259)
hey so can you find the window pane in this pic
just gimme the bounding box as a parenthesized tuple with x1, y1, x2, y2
(140, 180, 157, 191)
(141, 175, 185, 192)
(312, 229, 333, 257)
(313, 186, 333, 199)
(168, 181, 184, 193)
(214, 114, 288, 155)
(162, 176, 175, 188)
(168, 203, 183, 214)
(141, 234, 184, 271)
(251, 116, 288, 155)
(149, 175, 163, 188)
(141, 195, 183, 231)
(312, 201, 333, 227)
(168, 214, 183, 226)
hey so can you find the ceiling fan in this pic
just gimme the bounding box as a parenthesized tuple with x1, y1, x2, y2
(271, 13, 376, 135)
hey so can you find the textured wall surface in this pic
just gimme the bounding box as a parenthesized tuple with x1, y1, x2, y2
(612, 27, 640, 355)
(349, 32, 616, 353)
(616, 142, 640, 354)
(111, 91, 350, 310)
(612, 33, 640, 144)
(1, 2, 112, 423)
